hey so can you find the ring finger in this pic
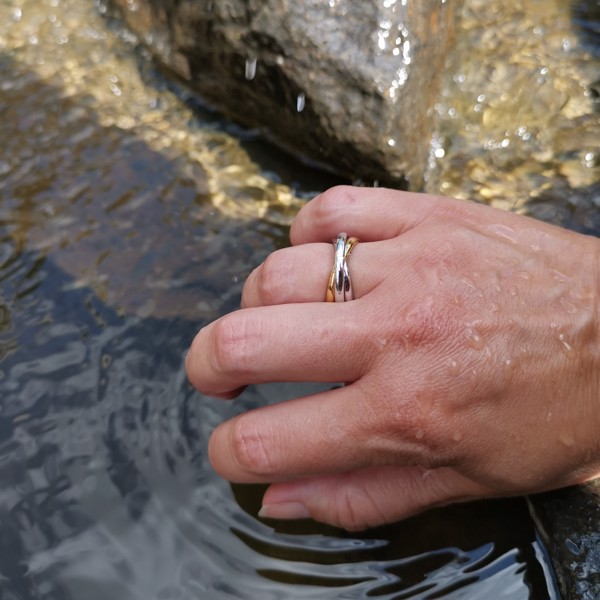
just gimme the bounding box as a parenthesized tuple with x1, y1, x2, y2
(241, 241, 381, 308)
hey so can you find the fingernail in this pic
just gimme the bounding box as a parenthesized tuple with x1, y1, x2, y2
(258, 502, 311, 521)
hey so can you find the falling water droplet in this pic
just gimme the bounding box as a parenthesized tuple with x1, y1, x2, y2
(245, 57, 257, 80)
(296, 92, 305, 112)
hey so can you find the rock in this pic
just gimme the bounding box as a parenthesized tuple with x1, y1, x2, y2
(529, 482, 600, 600)
(572, 0, 600, 57)
(107, 0, 462, 189)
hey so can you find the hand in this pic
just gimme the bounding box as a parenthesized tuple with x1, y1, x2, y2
(185, 186, 600, 530)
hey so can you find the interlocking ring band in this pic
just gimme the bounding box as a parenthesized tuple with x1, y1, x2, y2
(326, 232, 359, 302)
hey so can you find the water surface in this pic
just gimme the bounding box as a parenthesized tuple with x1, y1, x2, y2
(0, 0, 587, 597)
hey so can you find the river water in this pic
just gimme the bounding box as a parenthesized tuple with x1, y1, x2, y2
(2, 0, 598, 597)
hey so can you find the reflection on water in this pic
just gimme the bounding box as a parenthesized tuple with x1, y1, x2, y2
(0, 0, 580, 598)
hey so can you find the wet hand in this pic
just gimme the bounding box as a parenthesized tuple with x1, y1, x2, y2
(186, 186, 600, 530)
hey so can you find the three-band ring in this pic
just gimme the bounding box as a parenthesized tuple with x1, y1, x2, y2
(326, 233, 359, 302)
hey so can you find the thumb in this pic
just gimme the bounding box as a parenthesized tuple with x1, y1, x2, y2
(259, 466, 491, 531)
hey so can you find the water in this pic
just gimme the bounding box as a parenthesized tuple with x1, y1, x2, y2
(427, 0, 600, 223)
(1, 0, 593, 597)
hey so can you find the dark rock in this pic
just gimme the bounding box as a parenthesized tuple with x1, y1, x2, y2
(572, 0, 600, 57)
(529, 482, 600, 600)
(108, 0, 462, 189)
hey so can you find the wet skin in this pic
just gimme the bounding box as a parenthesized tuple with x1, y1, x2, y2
(186, 186, 600, 530)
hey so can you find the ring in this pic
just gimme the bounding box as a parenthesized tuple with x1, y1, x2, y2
(326, 233, 359, 302)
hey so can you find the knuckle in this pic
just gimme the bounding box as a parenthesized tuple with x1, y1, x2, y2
(357, 388, 444, 469)
(312, 186, 358, 226)
(256, 251, 290, 305)
(230, 416, 276, 477)
(403, 300, 457, 348)
(185, 335, 202, 387)
(240, 267, 258, 308)
(208, 313, 258, 379)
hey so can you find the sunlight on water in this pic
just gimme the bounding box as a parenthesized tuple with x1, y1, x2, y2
(0, 0, 302, 228)
(427, 0, 600, 219)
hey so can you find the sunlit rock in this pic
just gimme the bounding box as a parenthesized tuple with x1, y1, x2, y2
(108, 0, 462, 189)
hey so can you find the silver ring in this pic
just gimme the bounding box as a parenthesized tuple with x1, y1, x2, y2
(326, 233, 359, 302)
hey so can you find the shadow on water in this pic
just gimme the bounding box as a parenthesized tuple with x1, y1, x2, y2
(0, 52, 559, 599)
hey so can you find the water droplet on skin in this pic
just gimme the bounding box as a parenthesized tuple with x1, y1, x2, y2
(466, 327, 485, 350)
(549, 269, 571, 283)
(460, 276, 477, 290)
(483, 347, 493, 363)
(447, 359, 460, 377)
(559, 431, 575, 448)
(515, 268, 531, 280)
(416, 390, 435, 418)
(375, 337, 388, 349)
(559, 333, 575, 356)
(559, 296, 579, 315)
(453, 294, 465, 306)
(546, 411, 553, 422)
(487, 223, 518, 244)
(503, 358, 515, 382)
(416, 261, 442, 287)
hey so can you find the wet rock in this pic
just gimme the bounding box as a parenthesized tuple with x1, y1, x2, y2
(572, 0, 600, 57)
(529, 482, 600, 600)
(524, 181, 600, 236)
(107, 0, 462, 189)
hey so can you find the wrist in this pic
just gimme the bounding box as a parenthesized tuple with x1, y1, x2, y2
(578, 234, 600, 480)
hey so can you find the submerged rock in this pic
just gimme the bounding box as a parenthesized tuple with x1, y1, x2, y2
(108, 0, 462, 189)
(529, 482, 600, 600)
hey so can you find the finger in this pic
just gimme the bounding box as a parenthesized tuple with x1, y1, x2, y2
(290, 186, 454, 245)
(241, 241, 378, 308)
(208, 384, 429, 484)
(186, 304, 372, 397)
(259, 466, 490, 530)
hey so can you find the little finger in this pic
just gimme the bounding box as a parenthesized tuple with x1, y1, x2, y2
(259, 466, 491, 530)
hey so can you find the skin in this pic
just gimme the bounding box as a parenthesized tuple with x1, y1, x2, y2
(185, 186, 600, 531)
